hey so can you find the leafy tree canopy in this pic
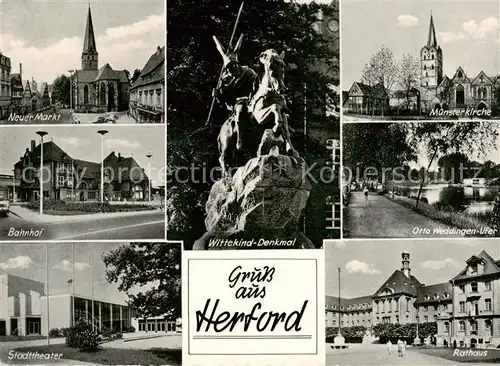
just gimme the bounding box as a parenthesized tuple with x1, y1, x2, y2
(102, 242, 181, 320)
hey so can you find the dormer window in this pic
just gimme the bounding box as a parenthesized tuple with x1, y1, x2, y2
(470, 264, 478, 275)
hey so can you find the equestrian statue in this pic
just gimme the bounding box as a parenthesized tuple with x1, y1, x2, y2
(212, 35, 299, 177)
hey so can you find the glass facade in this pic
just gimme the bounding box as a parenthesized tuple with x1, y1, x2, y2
(71, 296, 130, 333)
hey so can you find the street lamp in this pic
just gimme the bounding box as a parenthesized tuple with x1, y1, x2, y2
(36, 131, 48, 215)
(97, 130, 108, 203)
(68, 70, 75, 110)
(415, 315, 420, 346)
(12, 169, 15, 202)
(146, 153, 152, 203)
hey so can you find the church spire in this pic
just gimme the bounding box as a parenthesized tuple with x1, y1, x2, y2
(82, 3, 98, 70)
(427, 13, 438, 48)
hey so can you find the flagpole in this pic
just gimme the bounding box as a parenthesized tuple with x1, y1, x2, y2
(46, 243, 50, 346)
(72, 243, 75, 326)
(205, 1, 245, 126)
(91, 246, 95, 331)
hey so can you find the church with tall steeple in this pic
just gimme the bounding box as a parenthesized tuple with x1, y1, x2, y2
(73, 3, 130, 112)
(419, 13, 500, 113)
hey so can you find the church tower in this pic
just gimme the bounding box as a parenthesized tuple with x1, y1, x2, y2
(401, 251, 411, 277)
(420, 14, 443, 88)
(81, 4, 98, 70)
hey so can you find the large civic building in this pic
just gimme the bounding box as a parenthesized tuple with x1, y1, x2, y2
(326, 250, 500, 348)
(73, 4, 130, 112)
(1, 272, 180, 336)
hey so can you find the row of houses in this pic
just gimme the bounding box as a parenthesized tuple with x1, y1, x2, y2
(0, 54, 51, 120)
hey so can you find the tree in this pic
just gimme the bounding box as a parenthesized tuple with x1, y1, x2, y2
(343, 123, 416, 185)
(407, 122, 498, 207)
(438, 79, 452, 109)
(102, 242, 181, 320)
(397, 54, 420, 110)
(130, 69, 142, 84)
(167, 0, 340, 245)
(437, 152, 470, 183)
(51, 74, 70, 105)
(361, 46, 398, 91)
(492, 85, 500, 117)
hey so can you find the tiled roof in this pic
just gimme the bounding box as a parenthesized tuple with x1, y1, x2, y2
(131, 46, 165, 90)
(103, 152, 148, 182)
(373, 270, 421, 297)
(451, 250, 500, 282)
(416, 282, 452, 304)
(325, 295, 372, 312)
(30, 141, 71, 162)
(75, 69, 98, 83)
(95, 63, 119, 81)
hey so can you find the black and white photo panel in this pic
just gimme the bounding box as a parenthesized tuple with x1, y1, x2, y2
(167, 0, 341, 250)
(341, 0, 500, 122)
(342, 121, 500, 239)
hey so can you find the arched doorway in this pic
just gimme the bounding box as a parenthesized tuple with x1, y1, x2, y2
(107, 83, 115, 112)
(434, 103, 441, 110)
(477, 102, 488, 110)
(456, 84, 465, 107)
(470, 338, 477, 348)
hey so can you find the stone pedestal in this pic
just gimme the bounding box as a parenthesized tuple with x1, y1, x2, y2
(193, 145, 314, 250)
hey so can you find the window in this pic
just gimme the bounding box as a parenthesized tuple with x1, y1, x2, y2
(58, 175, 64, 187)
(424, 306, 428, 312)
(459, 301, 465, 313)
(458, 285, 465, 294)
(485, 299, 492, 311)
(445, 322, 450, 333)
(471, 282, 478, 292)
(424, 65, 427, 70)
(470, 320, 478, 334)
(470, 264, 478, 275)
(484, 281, 491, 291)
(424, 316, 428, 322)
(459, 321, 465, 332)
(433, 305, 438, 311)
(431, 65, 434, 70)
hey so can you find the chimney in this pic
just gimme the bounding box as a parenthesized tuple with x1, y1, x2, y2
(401, 251, 411, 278)
(31, 140, 36, 152)
(118, 153, 121, 159)
(19, 63, 22, 80)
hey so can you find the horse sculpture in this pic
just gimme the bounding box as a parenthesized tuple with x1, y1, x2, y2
(212, 34, 258, 177)
(213, 37, 298, 177)
(249, 49, 298, 158)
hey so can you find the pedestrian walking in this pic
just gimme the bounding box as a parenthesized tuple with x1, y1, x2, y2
(386, 340, 392, 355)
(363, 186, 369, 201)
(402, 340, 407, 357)
(397, 339, 402, 357)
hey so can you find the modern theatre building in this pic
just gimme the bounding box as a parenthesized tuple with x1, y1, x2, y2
(326, 251, 500, 348)
(0, 272, 179, 336)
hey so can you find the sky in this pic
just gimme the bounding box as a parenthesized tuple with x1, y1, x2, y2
(342, 0, 500, 89)
(410, 124, 500, 171)
(0, 0, 164, 83)
(325, 239, 500, 299)
(0, 125, 166, 186)
(0, 242, 168, 304)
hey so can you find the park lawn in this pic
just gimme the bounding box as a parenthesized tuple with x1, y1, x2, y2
(415, 348, 500, 363)
(6, 345, 181, 366)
